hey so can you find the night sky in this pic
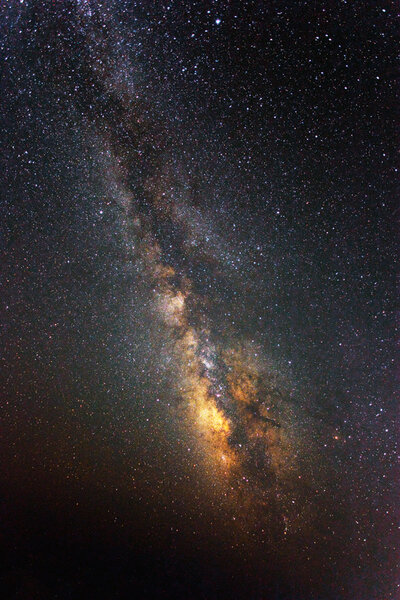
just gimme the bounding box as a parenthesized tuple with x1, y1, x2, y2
(1, 1, 398, 599)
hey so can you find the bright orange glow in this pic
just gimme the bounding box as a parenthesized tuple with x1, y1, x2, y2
(197, 401, 230, 435)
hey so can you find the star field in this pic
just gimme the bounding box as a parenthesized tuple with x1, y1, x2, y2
(0, 1, 398, 599)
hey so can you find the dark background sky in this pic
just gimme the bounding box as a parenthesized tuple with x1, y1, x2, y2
(0, 1, 398, 599)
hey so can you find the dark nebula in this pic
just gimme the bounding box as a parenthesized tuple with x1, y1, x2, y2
(1, 1, 398, 599)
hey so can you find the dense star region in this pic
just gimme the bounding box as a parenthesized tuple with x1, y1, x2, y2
(0, 1, 398, 599)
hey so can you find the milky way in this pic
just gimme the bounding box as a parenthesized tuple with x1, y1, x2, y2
(74, 4, 315, 536)
(1, 2, 398, 599)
